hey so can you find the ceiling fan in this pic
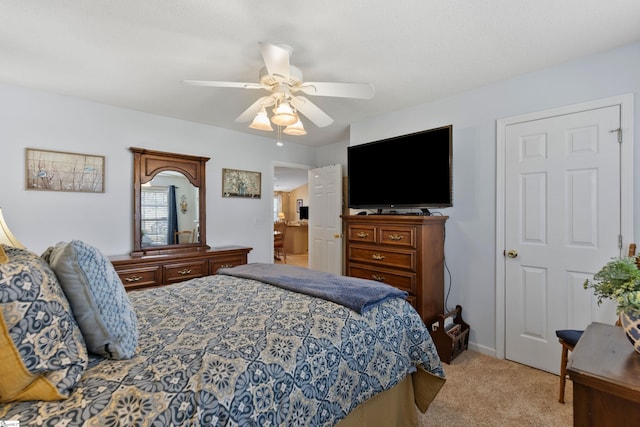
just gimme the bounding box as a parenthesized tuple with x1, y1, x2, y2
(183, 42, 375, 136)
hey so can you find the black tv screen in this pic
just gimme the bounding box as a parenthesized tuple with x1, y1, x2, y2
(347, 125, 452, 211)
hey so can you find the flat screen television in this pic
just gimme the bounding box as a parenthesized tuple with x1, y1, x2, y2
(299, 206, 309, 220)
(347, 125, 452, 213)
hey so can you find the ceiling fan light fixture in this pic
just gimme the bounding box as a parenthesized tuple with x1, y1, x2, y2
(283, 119, 306, 136)
(248, 107, 274, 131)
(185, 42, 376, 138)
(271, 102, 297, 126)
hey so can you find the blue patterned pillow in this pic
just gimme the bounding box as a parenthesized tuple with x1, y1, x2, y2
(0, 245, 88, 402)
(47, 240, 138, 359)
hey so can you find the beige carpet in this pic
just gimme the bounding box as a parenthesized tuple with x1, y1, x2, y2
(419, 350, 573, 426)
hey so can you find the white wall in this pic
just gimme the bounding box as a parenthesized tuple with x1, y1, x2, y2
(350, 42, 640, 355)
(0, 83, 316, 262)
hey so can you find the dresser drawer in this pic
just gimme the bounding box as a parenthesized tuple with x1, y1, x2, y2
(164, 260, 208, 283)
(116, 266, 162, 290)
(209, 255, 246, 274)
(379, 225, 416, 248)
(348, 245, 416, 270)
(347, 225, 377, 243)
(348, 264, 416, 294)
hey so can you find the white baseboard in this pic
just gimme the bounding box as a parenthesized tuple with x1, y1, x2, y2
(467, 341, 497, 358)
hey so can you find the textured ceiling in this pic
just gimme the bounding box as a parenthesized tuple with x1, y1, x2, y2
(2, 0, 640, 148)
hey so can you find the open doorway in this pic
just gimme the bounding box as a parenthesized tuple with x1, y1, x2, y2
(273, 162, 312, 267)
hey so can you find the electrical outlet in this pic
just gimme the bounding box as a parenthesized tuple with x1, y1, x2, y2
(431, 321, 439, 332)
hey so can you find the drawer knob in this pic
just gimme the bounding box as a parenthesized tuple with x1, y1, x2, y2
(372, 274, 385, 282)
(178, 269, 193, 275)
(356, 232, 369, 238)
(372, 254, 385, 260)
(389, 234, 403, 241)
(220, 264, 234, 268)
(124, 275, 142, 283)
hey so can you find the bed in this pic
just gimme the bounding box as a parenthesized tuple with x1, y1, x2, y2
(0, 242, 445, 426)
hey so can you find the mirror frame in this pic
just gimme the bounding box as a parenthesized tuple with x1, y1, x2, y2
(130, 147, 210, 256)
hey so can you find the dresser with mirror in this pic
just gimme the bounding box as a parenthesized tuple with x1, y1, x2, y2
(109, 147, 251, 291)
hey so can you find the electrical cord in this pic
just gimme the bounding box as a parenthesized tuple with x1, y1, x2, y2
(419, 211, 452, 313)
(436, 217, 453, 313)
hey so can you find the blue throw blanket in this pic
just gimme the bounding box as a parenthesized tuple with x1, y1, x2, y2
(217, 263, 408, 314)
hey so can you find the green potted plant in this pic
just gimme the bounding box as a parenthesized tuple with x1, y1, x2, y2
(584, 256, 640, 353)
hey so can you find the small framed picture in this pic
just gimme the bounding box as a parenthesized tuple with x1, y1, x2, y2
(296, 199, 303, 212)
(222, 168, 261, 198)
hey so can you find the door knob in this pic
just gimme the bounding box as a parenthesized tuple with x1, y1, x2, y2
(506, 249, 518, 258)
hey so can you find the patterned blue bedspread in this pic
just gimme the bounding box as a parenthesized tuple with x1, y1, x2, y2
(0, 273, 444, 426)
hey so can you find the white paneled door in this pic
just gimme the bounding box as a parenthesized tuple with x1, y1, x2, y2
(504, 105, 622, 374)
(308, 164, 342, 274)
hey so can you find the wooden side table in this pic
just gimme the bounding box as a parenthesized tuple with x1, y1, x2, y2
(567, 322, 640, 426)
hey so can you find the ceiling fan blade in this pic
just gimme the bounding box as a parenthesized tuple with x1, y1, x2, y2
(298, 82, 375, 99)
(259, 42, 291, 79)
(183, 80, 263, 90)
(235, 96, 275, 123)
(291, 96, 334, 128)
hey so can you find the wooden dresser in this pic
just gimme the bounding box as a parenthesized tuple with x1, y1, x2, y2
(110, 245, 252, 291)
(342, 215, 447, 326)
(567, 322, 640, 426)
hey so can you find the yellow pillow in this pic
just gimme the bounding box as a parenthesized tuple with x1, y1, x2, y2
(0, 312, 60, 401)
(0, 245, 7, 264)
(0, 246, 87, 403)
